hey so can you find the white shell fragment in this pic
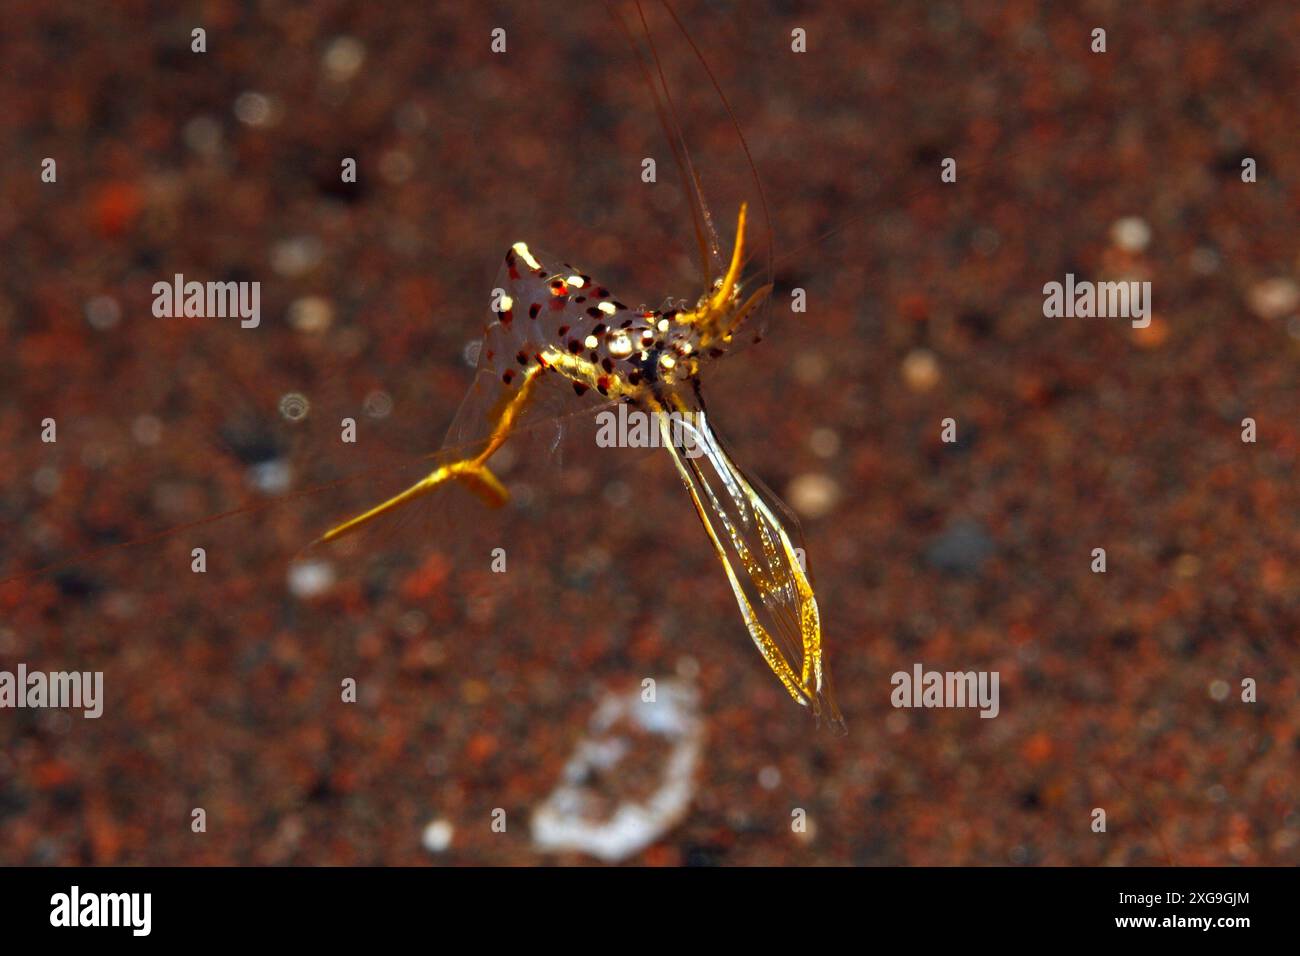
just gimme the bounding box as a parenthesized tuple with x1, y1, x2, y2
(531, 680, 704, 862)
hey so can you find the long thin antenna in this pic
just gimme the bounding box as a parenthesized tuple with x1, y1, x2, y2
(607, 1, 715, 286)
(658, 0, 775, 297)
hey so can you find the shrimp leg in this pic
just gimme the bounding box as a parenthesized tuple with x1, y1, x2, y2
(315, 366, 545, 545)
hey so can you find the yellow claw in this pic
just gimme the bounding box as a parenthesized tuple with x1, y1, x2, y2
(316, 367, 543, 546)
(675, 203, 757, 348)
(706, 201, 747, 319)
(315, 460, 508, 546)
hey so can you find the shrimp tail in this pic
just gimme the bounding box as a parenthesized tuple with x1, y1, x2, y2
(656, 392, 845, 732)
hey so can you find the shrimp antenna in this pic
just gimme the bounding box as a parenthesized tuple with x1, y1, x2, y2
(656, 0, 776, 301)
(608, 2, 715, 286)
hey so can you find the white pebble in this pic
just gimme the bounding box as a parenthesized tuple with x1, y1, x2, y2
(271, 237, 324, 278)
(247, 459, 292, 495)
(287, 559, 335, 599)
(421, 818, 455, 853)
(363, 390, 393, 419)
(809, 427, 840, 458)
(182, 115, 223, 157)
(288, 296, 334, 333)
(787, 473, 840, 520)
(1110, 216, 1151, 253)
(902, 348, 940, 392)
(84, 295, 121, 330)
(1247, 277, 1298, 320)
(234, 91, 278, 127)
(323, 37, 366, 83)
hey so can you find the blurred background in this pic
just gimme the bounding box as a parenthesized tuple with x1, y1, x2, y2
(0, 0, 1297, 865)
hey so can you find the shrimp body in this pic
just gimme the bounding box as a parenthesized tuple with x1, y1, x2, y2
(319, 204, 843, 731)
(477, 202, 766, 411)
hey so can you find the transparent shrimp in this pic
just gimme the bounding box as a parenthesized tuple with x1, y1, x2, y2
(315, 196, 844, 730)
(304, 0, 845, 730)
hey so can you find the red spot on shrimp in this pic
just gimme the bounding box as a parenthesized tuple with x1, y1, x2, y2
(573, 382, 590, 396)
(502, 370, 516, 385)
(528, 302, 541, 319)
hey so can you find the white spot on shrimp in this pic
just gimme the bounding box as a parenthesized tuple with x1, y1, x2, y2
(512, 242, 542, 271)
(608, 333, 633, 358)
